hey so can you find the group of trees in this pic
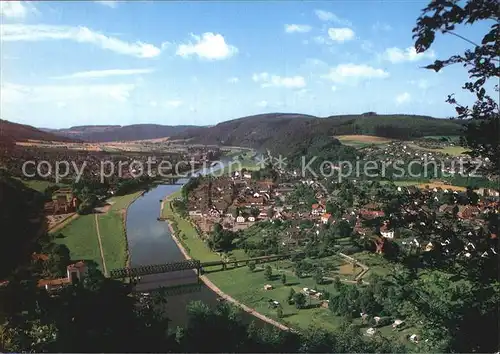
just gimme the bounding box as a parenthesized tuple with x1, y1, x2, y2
(208, 223, 238, 252)
(0, 172, 46, 279)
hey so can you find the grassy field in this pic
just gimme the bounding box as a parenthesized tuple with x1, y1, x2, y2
(161, 192, 220, 262)
(18, 179, 67, 192)
(108, 191, 144, 211)
(208, 265, 344, 331)
(53, 191, 144, 271)
(380, 180, 422, 187)
(217, 156, 261, 175)
(99, 191, 144, 270)
(97, 212, 126, 271)
(337, 135, 393, 148)
(54, 214, 103, 270)
(409, 143, 469, 156)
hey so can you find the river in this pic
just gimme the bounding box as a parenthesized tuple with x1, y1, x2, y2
(125, 160, 265, 328)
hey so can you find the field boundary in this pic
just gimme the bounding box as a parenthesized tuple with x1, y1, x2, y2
(94, 214, 108, 277)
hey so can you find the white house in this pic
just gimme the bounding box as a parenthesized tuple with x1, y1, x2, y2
(188, 210, 202, 217)
(248, 216, 256, 222)
(380, 223, 395, 239)
(381, 229, 395, 239)
(236, 216, 246, 223)
(243, 173, 252, 179)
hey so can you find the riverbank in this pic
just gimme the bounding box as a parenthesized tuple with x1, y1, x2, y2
(161, 193, 293, 332)
(121, 191, 145, 268)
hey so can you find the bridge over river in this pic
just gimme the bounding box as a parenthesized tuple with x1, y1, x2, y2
(109, 253, 300, 280)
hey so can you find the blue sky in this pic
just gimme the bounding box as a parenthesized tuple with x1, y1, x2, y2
(0, 0, 492, 128)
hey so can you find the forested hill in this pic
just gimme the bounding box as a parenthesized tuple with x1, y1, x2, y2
(0, 119, 77, 144)
(172, 113, 463, 154)
(43, 124, 197, 142)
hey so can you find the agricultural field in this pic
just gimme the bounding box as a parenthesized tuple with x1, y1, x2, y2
(336, 135, 393, 148)
(409, 143, 469, 156)
(416, 180, 466, 192)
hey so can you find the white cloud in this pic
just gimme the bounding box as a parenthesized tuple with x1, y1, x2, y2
(165, 100, 183, 108)
(383, 46, 435, 63)
(149, 100, 158, 107)
(1, 82, 136, 104)
(227, 77, 239, 83)
(0, 1, 38, 20)
(284, 24, 312, 33)
(0, 24, 161, 58)
(256, 100, 268, 108)
(322, 63, 389, 83)
(314, 9, 352, 26)
(327, 28, 355, 42)
(95, 1, 118, 8)
(396, 92, 411, 104)
(52, 68, 154, 79)
(252, 72, 306, 89)
(176, 32, 238, 60)
(331, 86, 337, 92)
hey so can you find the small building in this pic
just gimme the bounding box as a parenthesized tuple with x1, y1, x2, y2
(264, 284, 273, 290)
(236, 216, 246, 223)
(248, 216, 256, 222)
(37, 261, 88, 292)
(321, 213, 332, 224)
(366, 328, 376, 336)
(188, 210, 202, 217)
(409, 334, 420, 343)
(66, 261, 88, 282)
(392, 319, 404, 328)
(380, 223, 395, 239)
(311, 204, 325, 216)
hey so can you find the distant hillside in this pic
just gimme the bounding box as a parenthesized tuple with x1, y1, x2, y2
(44, 124, 198, 142)
(0, 119, 77, 143)
(173, 113, 464, 154)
